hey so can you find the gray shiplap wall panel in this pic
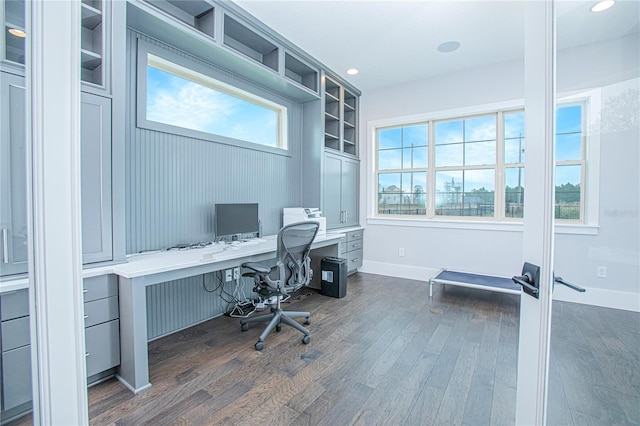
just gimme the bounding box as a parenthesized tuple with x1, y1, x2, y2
(126, 30, 303, 253)
(126, 30, 303, 338)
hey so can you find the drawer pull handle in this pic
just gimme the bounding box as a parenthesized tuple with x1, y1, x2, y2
(2, 229, 8, 264)
(352, 234, 360, 239)
(352, 258, 360, 262)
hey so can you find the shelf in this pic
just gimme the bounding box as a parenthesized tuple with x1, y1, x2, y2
(145, 0, 215, 38)
(325, 111, 339, 122)
(284, 52, 318, 93)
(81, 3, 102, 30)
(223, 14, 279, 72)
(81, 49, 102, 70)
(325, 132, 339, 140)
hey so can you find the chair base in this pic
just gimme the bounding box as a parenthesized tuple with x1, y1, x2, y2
(240, 307, 311, 350)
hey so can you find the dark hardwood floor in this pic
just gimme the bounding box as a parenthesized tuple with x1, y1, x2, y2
(7, 272, 637, 425)
(87, 273, 521, 425)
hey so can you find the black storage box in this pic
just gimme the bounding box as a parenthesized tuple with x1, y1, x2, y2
(320, 257, 347, 298)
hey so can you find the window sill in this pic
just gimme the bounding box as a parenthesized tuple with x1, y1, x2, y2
(366, 216, 599, 235)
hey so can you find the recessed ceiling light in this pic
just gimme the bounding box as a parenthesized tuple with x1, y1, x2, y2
(591, 0, 615, 12)
(346, 68, 359, 75)
(8, 28, 26, 38)
(437, 41, 460, 53)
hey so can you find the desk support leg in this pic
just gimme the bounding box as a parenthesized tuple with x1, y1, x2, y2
(116, 276, 151, 393)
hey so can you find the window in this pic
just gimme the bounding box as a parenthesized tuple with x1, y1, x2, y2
(138, 45, 288, 152)
(374, 103, 588, 223)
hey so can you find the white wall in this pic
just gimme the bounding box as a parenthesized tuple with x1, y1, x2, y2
(359, 35, 639, 311)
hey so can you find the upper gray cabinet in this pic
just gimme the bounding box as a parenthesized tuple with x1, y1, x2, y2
(0, 72, 27, 277)
(81, 92, 113, 264)
(130, 0, 321, 101)
(324, 75, 359, 157)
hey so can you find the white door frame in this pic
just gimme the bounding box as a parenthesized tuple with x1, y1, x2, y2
(515, 1, 556, 424)
(27, 1, 89, 424)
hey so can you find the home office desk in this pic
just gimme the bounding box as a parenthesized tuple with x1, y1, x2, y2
(110, 232, 343, 393)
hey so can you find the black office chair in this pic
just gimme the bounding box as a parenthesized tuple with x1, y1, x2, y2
(240, 221, 320, 350)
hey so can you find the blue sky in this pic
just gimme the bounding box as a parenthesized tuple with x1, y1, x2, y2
(146, 65, 279, 147)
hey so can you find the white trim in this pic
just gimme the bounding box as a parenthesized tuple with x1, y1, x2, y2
(28, 1, 88, 424)
(553, 287, 640, 313)
(359, 260, 440, 283)
(366, 216, 598, 235)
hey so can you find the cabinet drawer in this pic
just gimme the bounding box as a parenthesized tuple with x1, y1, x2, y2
(85, 319, 120, 377)
(2, 345, 32, 411)
(346, 240, 362, 252)
(346, 230, 363, 242)
(84, 296, 119, 328)
(1, 316, 30, 351)
(84, 274, 117, 303)
(347, 248, 363, 271)
(0, 289, 29, 321)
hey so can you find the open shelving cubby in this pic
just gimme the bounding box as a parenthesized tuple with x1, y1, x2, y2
(81, 0, 104, 86)
(284, 52, 318, 94)
(223, 14, 278, 72)
(324, 77, 342, 151)
(343, 89, 357, 155)
(145, 0, 215, 38)
(3, 0, 26, 65)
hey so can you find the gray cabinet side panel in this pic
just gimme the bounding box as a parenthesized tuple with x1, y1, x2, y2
(81, 93, 113, 263)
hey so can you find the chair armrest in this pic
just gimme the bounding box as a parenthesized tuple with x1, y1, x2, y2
(242, 262, 271, 274)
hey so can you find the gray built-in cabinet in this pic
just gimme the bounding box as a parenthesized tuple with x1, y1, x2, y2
(0, 72, 27, 276)
(81, 93, 114, 264)
(0, 289, 32, 423)
(0, 76, 115, 275)
(324, 152, 359, 229)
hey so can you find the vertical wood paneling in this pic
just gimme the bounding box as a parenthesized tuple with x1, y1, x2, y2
(125, 30, 304, 338)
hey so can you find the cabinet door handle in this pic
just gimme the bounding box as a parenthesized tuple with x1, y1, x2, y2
(83, 289, 88, 293)
(2, 229, 8, 264)
(344, 210, 348, 223)
(85, 352, 90, 357)
(352, 258, 360, 262)
(84, 315, 89, 319)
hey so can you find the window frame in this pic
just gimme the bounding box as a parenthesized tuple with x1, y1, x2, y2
(136, 39, 290, 156)
(368, 92, 601, 235)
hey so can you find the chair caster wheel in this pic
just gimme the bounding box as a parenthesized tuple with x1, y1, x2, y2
(304, 317, 311, 325)
(241, 323, 249, 332)
(302, 335, 310, 345)
(255, 341, 264, 351)
(276, 324, 282, 332)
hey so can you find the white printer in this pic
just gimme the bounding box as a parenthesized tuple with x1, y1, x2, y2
(283, 208, 326, 235)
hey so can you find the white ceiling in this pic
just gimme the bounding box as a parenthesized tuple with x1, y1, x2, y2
(232, 0, 639, 92)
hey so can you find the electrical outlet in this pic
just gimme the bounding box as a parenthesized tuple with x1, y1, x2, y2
(233, 267, 240, 280)
(597, 266, 607, 278)
(398, 248, 405, 257)
(225, 269, 233, 282)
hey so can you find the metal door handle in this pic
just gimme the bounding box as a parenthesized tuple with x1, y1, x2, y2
(554, 276, 586, 293)
(512, 274, 539, 295)
(2, 229, 8, 264)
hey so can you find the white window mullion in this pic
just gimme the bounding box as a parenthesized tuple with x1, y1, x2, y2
(496, 111, 506, 220)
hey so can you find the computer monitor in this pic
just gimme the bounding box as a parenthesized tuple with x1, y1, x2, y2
(215, 203, 259, 241)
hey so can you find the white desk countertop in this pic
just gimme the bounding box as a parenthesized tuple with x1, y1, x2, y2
(0, 232, 346, 292)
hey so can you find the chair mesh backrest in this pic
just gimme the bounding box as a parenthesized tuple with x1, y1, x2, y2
(277, 221, 319, 286)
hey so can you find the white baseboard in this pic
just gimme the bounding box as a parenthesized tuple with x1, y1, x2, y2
(553, 286, 640, 312)
(359, 260, 440, 283)
(360, 260, 639, 312)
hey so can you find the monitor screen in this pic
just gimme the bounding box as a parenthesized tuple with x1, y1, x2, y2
(215, 203, 259, 240)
